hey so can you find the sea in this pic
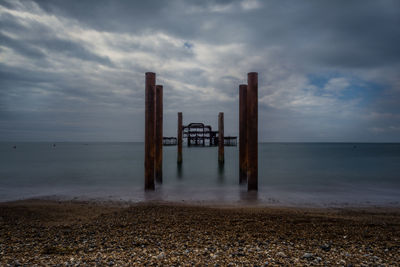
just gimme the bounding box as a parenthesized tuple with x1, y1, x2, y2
(1, 142, 399, 207)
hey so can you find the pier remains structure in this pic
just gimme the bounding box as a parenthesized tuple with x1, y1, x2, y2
(144, 72, 164, 190)
(224, 136, 237, 146)
(239, 84, 247, 184)
(239, 72, 258, 191)
(155, 85, 163, 183)
(174, 113, 236, 166)
(181, 121, 237, 147)
(144, 72, 257, 191)
(163, 137, 177, 146)
(164, 122, 237, 147)
(183, 123, 215, 146)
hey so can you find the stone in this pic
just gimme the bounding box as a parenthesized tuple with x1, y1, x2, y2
(276, 252, 286, 258)
(320, 244, 331, 252)
(371, 255, 380, 261)
(302, 253, 313, 260)
(157, 252, 165, 260)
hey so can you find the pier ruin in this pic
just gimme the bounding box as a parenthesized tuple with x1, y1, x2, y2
(144, 72, 258, 191)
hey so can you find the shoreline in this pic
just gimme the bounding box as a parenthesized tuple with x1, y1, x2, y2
(1, 199, 400, 265)
(1, 194, 400, 209)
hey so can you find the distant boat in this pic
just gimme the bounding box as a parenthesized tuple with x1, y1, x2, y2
(53, 143, 56, 147)
(13, 145, 16, 149)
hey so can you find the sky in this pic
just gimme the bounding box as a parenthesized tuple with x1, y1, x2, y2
(1, 0, 400, 142)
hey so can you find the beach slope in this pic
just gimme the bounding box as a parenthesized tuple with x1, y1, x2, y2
(0, 200, 399, 265)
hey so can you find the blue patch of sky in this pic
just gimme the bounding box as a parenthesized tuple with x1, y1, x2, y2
(307, 73, 333, 89)
(183, 41, 193, 49)
(307, 72, 383, 106)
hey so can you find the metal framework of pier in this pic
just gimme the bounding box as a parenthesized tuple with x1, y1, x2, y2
(163, 137, 177, 145)
(181, 122, 237, 147)
(183, 123, 216, 146)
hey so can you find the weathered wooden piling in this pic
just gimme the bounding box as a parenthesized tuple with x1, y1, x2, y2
(155, 85, 163, 183)
(145, 72, 156, 190)
(239, 84, 248, 183)
(218, 112, 224, 164)
(177, 112, 183, 164)
(247, 72, 258, 191)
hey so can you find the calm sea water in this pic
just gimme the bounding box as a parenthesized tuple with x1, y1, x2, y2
(1, 142, 399, 207)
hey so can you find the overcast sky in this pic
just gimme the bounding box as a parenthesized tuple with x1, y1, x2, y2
(1, 0, 399, 142)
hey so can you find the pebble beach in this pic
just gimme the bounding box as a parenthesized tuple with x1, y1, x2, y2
(1, 200, 399, 266)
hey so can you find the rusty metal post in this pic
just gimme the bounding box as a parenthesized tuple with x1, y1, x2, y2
(218, 112, 224, 164)
(247, 72, 258, 191)
(177, 112, 183, 164)
(239, 84, 248, 184)
(145, 72, 156, 191)
(155, 85, 163, 183)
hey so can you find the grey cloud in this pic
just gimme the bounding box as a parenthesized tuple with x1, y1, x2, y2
(0, 9, 114, 66)
(0, 64, 54, 88)
(0, 11, 32, 33)
(0, 32, 45, 59)
(0, 30, 114, 68)
(237, 1, 400, 70)
(0, 62, 135, 115)
(30, 0, 170, 33)
(35, 37, 114, 66)
(30, 0, 245, 43)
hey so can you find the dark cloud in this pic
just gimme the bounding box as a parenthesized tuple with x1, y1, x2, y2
(235, 1, 400, 69)
(0, 32, 45, 59)
(36, 37, 114, 66)
(0, 7, 114, 66)
(31, 0, 170, 33)
(26, 0, 400, 69)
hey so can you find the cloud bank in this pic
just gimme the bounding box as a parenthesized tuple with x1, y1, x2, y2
(1, 0, 400, 141)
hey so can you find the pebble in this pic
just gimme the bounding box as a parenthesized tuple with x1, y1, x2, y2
(157, 252, 165, 260)
(320, 243, 331, 252)
(276, 252, 286, 257)
(372, 255, 380, 261)
(302, 252, 313, 259)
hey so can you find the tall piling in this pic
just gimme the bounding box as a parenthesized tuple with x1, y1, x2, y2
(239, 84, 248, 183)
(155, 85, 163, 183)
(177, 112, 183, 164)
(247, 72, 258, 191)
(218, 112, 224, 164)
(145, 72, 156, 190)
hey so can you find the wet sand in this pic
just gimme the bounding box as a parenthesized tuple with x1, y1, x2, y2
(0, 200, 399, 266)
